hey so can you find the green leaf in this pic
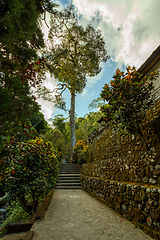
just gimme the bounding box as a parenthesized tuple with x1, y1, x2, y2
(0, 143, 5, 152)
(7, 136, 10, 144)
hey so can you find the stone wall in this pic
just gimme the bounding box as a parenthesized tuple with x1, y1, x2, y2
(81, 175, 160, 239)
(80, 100, 160, 239)
(81, 150, 160, 186)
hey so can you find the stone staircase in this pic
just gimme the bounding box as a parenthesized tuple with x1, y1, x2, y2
(56, 164, 81, 189)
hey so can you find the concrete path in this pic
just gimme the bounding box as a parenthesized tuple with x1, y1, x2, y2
(32, 190, 153, 240)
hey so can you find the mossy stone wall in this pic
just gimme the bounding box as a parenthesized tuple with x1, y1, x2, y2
(81, 101, 160, 239)
(81, 176, 160, 239)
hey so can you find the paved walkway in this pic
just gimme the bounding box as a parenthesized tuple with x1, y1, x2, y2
(32, 190, 153, 240)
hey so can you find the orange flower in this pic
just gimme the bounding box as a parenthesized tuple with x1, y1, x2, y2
(125, 74, 130, 80)
(115, 68, 120, 74)
(11, 170, 15, 174)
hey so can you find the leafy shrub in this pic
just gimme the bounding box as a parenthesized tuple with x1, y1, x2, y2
(1, 137, 60, 213)
(0, 200, 30, 238)
(78, 157, 87, 166)
(74, 140, 89, 164)
(100, 66, 158, 150)
(42, 128, 65, 160)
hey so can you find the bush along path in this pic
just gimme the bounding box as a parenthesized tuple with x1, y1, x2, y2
(0, 137, 60, 238)
(0, 189, 54, 240)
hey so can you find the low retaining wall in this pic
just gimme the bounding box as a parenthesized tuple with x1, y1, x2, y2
(81, 174, 160, 239)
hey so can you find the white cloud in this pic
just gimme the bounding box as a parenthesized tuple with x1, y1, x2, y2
(73, 0, 160, 68)
(39, 0, 160, 118)
(38, 98, 54, 120)
(36, 73, 57, 122)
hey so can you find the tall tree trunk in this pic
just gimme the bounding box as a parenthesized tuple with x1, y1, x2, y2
(70, 92, 76, 163)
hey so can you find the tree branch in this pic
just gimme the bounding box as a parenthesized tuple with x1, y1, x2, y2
(42, 11, 50, 29)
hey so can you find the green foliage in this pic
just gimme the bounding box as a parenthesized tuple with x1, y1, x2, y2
(1, 137, 60, 213)
(42, 129, 66, 159)
(74, 140, 89, 163)
(88, 97, 104, 110)
(0, 0, 56, 151)
(0, 201, 30, 237)
(52, 114, 67, 134)
(0, 57, 45, 122)
(54, 94, 67, 111)
(14, 122, 37, 141)
(0, 180, 5, 197)
(78, 156, 87, 166)
(0, 0, 42, 61)
(101, 66, 157, 132)
(47, 5, 108, 94)
(0, 120, 37, 153)
(45, 4, 109, 159)
(0, 0, 56, 58)
(100, 66, 158, 150)
(76, 112, 103, 141)
(51, 114, 71, 157)
(30, 112, 49, 135)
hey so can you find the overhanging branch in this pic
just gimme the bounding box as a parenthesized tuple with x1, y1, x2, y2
(48, 83, 69, 95)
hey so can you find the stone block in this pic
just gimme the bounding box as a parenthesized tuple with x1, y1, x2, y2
(150, 207, 160, 221)
(149, 178, 157, 185)
(155, 164, 160, 170)
(134, 208, 146, 223)
(114, 202, 121, 211)
(147, 216, 153, 227)
(122, 204, 128, 213)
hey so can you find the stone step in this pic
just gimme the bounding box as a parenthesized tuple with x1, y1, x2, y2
(59, 173, 80, 175)
(58, 179, 81, 183)
(56, 164, 81, 189)
(59, 171, 80, 174)
(59, 164, 79, 172)
(56, 182, 81, 188)
(57, 182, 81, 186)
(58, 176, 80, 179)
(58, 176, 81, 179)
(56, 186, 82, 189)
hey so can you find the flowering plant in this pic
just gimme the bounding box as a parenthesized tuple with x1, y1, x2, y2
(1, 137, 59, 213)
(74, 140, 89, 165)
(100, 66, 158, 150)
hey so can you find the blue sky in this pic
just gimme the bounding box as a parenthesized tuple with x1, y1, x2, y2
(39, 0, 160, 121)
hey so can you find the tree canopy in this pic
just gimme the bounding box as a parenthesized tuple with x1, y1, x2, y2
(0, 0, 56, 149)
(52, 114, 67, 134)
(76, 112, 103, 141)
(47, 5, 108, 93)
(46, 5, 109, 161)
